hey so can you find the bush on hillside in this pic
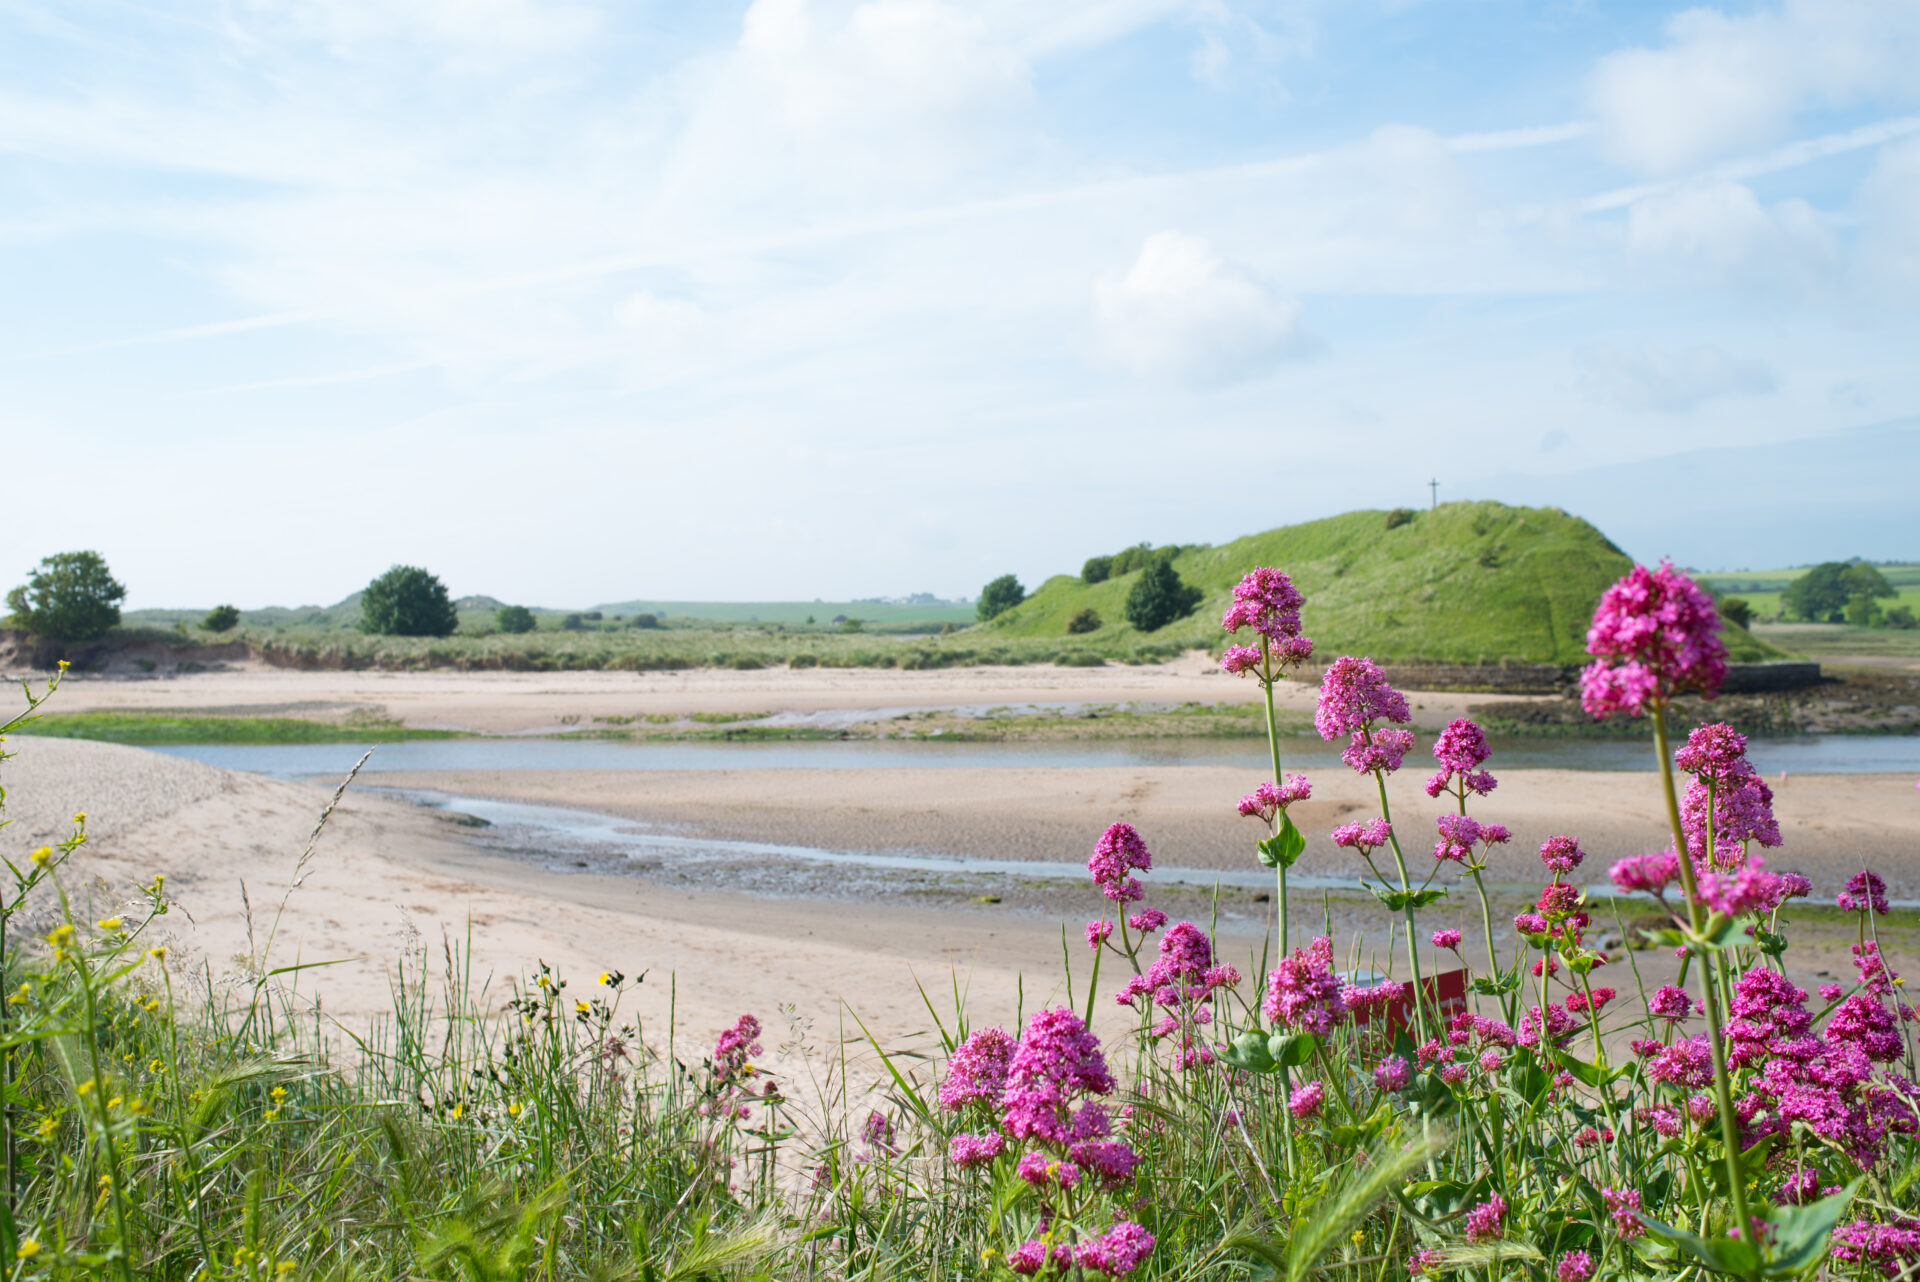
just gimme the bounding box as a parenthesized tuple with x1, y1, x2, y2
(1109, 543, 1182, 577)
(630, 612, 661, 629)
(495, 604, 537, 634)
(1066, 608, 1102, 634)
(1124, 559, 1203, 632)
(202, 604, 241, 633)
(977, 574, 1025, 621)
(1718, 596, 1754, 630)
(1385, 507, 1415, 530)
(360, 566, 458, 638)
(1885, 604, 1917, 629)
(1081, 555, 1113, 584)
(6, 550, 127, 642)
(560, 613, 586, 631)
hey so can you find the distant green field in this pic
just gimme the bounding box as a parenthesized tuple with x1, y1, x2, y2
(587, 599, 975, 626)
(985, 501, 1783, 666)
(124, 597, 974, 634)
(1699, 563, 1920, 593)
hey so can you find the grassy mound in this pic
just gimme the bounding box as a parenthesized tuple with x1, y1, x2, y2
(986, 501, 1784, 665)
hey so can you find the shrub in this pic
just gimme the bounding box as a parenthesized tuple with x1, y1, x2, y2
(560, 613, 586, 631)
(1385, 507, 1415, 529)
(201, 604, 241, 633)
(1056, 650, 1105, 666)
(1847, 593, 1883, 627)
(495, 604, 537, 633)
(6, 550, 126, 642)
(1886, 604, 1917, 629)
(789, 652, 819, 668)
(585, 611, 603, 621)
(976, 574, 1025, 621)
(840, 617, 864, 633)
(1785, 561, 1896, 621)
(1066, 608, 1102, 634)
(1082, 555, 1113, 584)
(728, 654, 764, 670)
(630, 612, 661, 629)
(1124, 559, 1203, 632)
(1718, 596, 1754, 630)
(360, 565, 458, 637)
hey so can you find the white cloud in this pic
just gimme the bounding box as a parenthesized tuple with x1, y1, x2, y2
(1856, 137, 1920, 295)
(1575, 343, 1777, 413)
(1624, 180, 1838, 294)
(1590, 0, 1920, 174)
(1094, 230, 1314, 384)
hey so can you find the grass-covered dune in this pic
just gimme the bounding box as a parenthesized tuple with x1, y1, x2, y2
(987, 501, 1783, 665)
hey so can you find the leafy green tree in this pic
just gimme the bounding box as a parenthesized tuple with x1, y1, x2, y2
(1717, 597, 1754, 630)
(202, 604, 242, 633)
(1066, 608, 1102, 635)
(1125, 560, 1203, 632)
(1784, 561, 1894, 621)
(560, 613, 585, 631)
(630, 613, 660, 629)
(495, 605, 536, 634)
(1846, 594, 1883, 627)
(977, 574, 1025, 621)
(1886, 605, 1917, 630)
(360, 565, 459, 637)
(6, 551, 126, 642)
(1081, 556, 1113, 585)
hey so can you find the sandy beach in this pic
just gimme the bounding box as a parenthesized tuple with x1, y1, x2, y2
(4, 665, 1916, 1063)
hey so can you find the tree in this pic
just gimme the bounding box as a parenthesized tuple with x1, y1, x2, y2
(1784, 562, 1893, 622)
(1125, 560, 1203, 632)
(1846, 594, 1883, 627)
(977, 574, 1025, 621)
(1066, 608, 1102, 634)
(1082, 556, 1113, 585)
(495, 605, 537, 634)
(6, 551, 126, 642)
(1717, 597, 1754, 630)
(360, 565, 459, 637)
(1886, 605, 1917, 630)
(560, 613, 585, 631)
(202, 604, 242, 633)
(630, 613, 660, 629)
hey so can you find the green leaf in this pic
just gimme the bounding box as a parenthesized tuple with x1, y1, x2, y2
(1220, 1028, 1279, 1074)
(1257, 813, 1308, 869)
(1640, 1214, 1759, 1276)
(1268, 1032, 1318, 1069)
(1406, 888, 1448, 908)
(1368, 885, 1409, 912)
(1763, 1179, 1860, 1278)
(1553, 1051, 1622, 1089)
(1471, 973, 1522, 996)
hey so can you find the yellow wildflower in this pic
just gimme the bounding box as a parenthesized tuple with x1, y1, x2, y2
(575, 1000, 589, 1014)
(277, 1264, 296, 1276)
(598, 971, 613, 986)
(507, 1101, 522, 1117)
(270, 1086, 288, 1102)
(16, 1239, 39, 1259)
(149, 1059, 165, 1074)
(97, 916, 123, 930)
(35, 1117, 56, 1141)
(263, 1110, 279, 1122)
(149, 946, 168, 960)
(72, 811, 86, 823)
(30, 846, 52, 866)
(448, 1103, 464, 1120)
(76, 1079, 95, 1097)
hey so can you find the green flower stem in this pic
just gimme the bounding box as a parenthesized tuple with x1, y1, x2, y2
(1372, 770, 1431, 1041)
(1259, 654, 1288, 957)
(1652, 701, 1755, 1265)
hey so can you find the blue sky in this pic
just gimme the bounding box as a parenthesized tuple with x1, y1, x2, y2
(4, 0, 1917, 608)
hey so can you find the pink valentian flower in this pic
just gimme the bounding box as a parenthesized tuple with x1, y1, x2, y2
(1128, 906, 1167, 933)
(1332, 818, 1393, 853)
(1220, 644, 1262, 675)
(1839, 869, 1891, 916)
(939, 1026, 1014, 1111)
(1674, 721, 1749, 779)
(1088, 822, 1153, 903)
(1373, 1054, 1412, 1092)
(1556, 1250, 1594, 1282)
(1222, 567, 1305, 642)
(1610, 850, 1680, 896)
(1433, 813, 1481, 863)
(999, 1008, 1115, 1144)
(948, 1131, 1004, 1168)
(1463, 1194, 1508, 1242)
(1427, 718, 1498, 797)
(1342, 728, 1414, 776)
(1236, 774, 1311, 823)
(1263, 936, 1347, 1033)
(1314, 656, 1412, 739)
(1539, 835, 1585, 875)
(1695, 857, 1787, 917)
(1580, 561, 1728, 717)
(1602, 1187, 1645, 1240)
(1085, 919, 1113, 949)
(1287, 1079, 1325, 1118)
(1681, 771, 1781, 867)
(1432, 928, 1463, 950)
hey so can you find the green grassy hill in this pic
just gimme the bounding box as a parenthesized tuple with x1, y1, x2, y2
(985, 501, 1783, 665)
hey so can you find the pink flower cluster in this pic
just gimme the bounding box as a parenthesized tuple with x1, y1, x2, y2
(1538, 834, 1584, 876)
(1609, 849, 1680, 896)
(1315, 657, 1414, 776)
(1332, 818, 1392, 854)
(943, 1009, 1153, 1275)
(1840, 869, 1892, 916)
(1236, 774, 1311, 824)
(1694, 856, 1788, 917)
(1220, 567, 1313, 677)
(1115, 921, 1239, 1068)
(1088, 822, 1154, 903)
(1426, 717, 1497, 798)
(1580, 561, 1727, 718)
(1831, 1218, 1920, 1276)
(1262, 935, 1346, 1034)
(713, 1014, 762, 1082)
(1432, 813, 1481, 863)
